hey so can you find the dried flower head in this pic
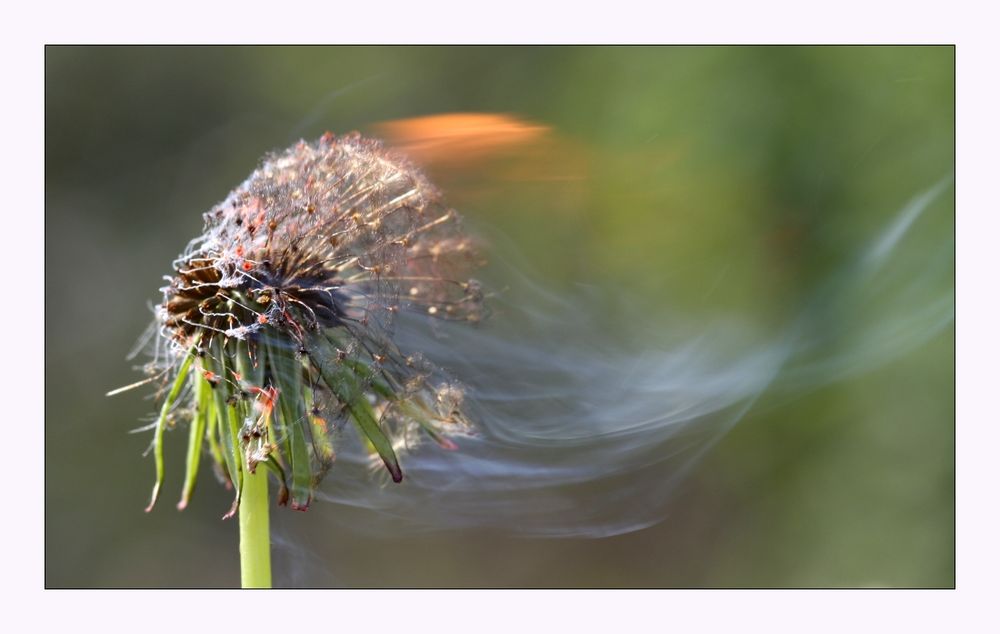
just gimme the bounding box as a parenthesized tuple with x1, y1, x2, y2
(132, 132, 486, 517)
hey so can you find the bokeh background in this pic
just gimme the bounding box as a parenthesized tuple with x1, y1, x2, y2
(45, 46, 954, 587)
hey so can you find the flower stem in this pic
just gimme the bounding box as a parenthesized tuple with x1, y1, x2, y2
(238, 468, 272, 588)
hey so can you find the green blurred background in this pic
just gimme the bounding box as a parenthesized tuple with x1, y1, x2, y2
(45, 46, 954, 587)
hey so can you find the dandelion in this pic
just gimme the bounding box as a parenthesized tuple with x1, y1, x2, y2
(117, 132, 486, 587)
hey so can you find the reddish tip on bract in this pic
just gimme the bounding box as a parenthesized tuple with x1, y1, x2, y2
(388, 464, 404, 483)
(437, 437, 459, 451)
(222, 500, 239, 521)
(144, 484, 161, 513)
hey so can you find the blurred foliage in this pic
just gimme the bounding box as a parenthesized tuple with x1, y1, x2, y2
(45, 46, 953, 587)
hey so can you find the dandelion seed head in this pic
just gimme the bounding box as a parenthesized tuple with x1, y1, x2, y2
(138, 132, 486, 514)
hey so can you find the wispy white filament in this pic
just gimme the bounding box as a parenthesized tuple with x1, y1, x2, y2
(311, 179, 954, 538)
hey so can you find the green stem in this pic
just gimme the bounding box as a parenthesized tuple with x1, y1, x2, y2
(238, 467, 272, 588)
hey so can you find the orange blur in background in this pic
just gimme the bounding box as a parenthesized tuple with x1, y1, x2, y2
(373, 112, 589, 184)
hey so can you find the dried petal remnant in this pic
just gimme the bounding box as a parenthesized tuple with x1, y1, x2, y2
(144, 133, 484, 514)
